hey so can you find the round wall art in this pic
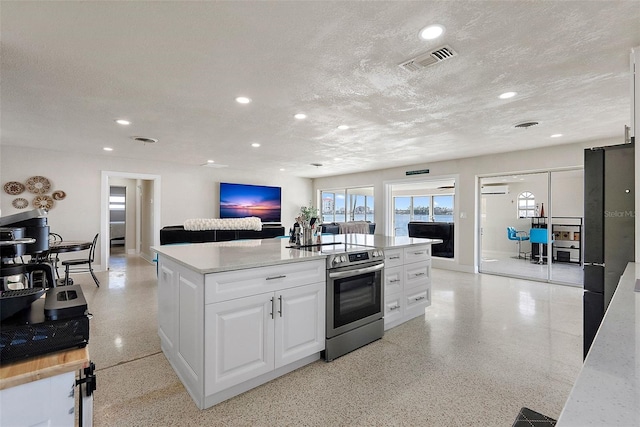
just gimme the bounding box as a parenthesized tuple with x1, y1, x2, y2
(52, 190, 67, 200)
(26, 176, 51, 194)
(4, 181, 25, 195)
(12, 198, 29, 209)
(32, 195, 54, 210)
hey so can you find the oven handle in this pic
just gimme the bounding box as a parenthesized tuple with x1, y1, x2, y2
(328, 262, 384, 279)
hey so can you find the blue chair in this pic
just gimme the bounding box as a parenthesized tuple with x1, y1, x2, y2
(507, 227, 529, 259)
(529, 228, 553, 264)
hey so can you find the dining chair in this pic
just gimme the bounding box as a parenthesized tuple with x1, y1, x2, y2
(48, 232, 63, 279)
(62, 233, 100, 287)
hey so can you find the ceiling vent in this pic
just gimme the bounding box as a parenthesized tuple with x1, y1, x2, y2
(131, 136, 158, 144)
(399, 45, 457, 72)
(200, 163, 228, 168)
(514, 121, 539, 129)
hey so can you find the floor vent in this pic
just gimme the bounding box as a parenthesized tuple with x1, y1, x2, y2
(399, 45, 457, 72)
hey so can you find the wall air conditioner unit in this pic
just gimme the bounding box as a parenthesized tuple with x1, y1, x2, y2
(481, 185, 509, 195)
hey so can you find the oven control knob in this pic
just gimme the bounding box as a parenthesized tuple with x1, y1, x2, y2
(332, 257, 340, 266)
(340, 256, 346, 263)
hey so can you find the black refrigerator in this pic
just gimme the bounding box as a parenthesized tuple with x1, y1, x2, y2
(583, 142, 635, 359)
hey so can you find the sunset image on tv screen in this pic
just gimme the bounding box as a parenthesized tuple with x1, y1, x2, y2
(219, 183, 281, 222)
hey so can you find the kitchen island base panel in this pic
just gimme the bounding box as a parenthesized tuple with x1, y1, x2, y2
(323, 318, 384, 362)
(161, 343, 320, 410)
(204, 353, 320, 409)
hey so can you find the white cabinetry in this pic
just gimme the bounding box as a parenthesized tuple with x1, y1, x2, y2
(157, 257, 325, 409)
(383, 244, 431, 330)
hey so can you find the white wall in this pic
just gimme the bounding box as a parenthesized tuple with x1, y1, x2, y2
(0, 146, 313, 269)
(313, 137, 619, 272)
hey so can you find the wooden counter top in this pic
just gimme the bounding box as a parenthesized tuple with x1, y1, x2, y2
(0, 346, 90, 390)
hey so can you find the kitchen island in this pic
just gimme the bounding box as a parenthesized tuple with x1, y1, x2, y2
(152, 234, 440, 409)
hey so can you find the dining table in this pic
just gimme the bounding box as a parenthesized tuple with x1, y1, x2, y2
(48, 240, 92, 254)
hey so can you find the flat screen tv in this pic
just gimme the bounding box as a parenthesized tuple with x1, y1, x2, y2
(219, 182, 282, 223)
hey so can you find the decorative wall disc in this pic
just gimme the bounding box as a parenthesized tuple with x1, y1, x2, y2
(12, 198, 29, 209)
(32, 195, 54, 210)
(26, 176, 51, 194)
(4, 181, 25, 195)
(52, 190, 67, 200)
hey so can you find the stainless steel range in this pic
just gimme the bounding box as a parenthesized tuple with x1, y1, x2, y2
(293, 240, 385, 361)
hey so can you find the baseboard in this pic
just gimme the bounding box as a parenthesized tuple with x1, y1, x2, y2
(431, 258, 474, 273)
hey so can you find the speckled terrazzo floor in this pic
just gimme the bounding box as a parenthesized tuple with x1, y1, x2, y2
(75, 249, 583, 426)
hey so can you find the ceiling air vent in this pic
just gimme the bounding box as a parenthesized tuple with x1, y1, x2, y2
(399, 45, 457, 72)
(131, 136, 158, 144)
(514, 121, 539, 129)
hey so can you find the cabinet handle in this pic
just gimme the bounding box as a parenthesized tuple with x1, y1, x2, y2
(413, 251, 425, 255)
(389, 305, 400, 311)
(389, 256, 400, 260)
(414, 296, 426, 301)
(270, 297, 274, 319)
(278, 295, 283, 317)
(266, 275, 286, 281)
(413, 272, 425, 277)
(389, 279, 400, 283)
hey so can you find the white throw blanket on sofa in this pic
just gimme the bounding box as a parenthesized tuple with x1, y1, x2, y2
(183, 217, 262, 231)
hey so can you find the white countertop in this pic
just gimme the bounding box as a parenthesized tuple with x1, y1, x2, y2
(556, 262, 640, 426)
(337, 234, 443, 249)
(152, 234, 442, 274)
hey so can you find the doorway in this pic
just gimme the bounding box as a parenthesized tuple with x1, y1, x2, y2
(109, 185, 127, 257)
(100, 171, 161, 270)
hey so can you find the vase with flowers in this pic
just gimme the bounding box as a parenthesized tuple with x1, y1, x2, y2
(296, 204, 321, 245)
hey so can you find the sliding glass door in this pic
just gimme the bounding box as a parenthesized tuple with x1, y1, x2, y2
(479, 169, 583, 286)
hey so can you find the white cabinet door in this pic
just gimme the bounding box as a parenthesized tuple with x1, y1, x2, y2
(204, 294, 275, 395)
(384, 248, 404, 268)
(275, 282, 325, 368)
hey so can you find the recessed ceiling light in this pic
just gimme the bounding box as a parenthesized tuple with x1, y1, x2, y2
(550, 134, 563, 138)
(337, 125, 349, 130)
(207, 159, 215, 163)
(236, 96, 251, 104)
(279, 168, 285, 171)
(499, 92, 517, 99)
(334, 157, 342, 161)
(103, 147, 113, 151)
(294, 113, 307, 120)
(115, 119, 131, 125)
(419, 24, 444, 40)
(251, 143, 261, 147)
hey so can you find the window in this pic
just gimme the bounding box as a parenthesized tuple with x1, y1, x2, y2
(321, 187, 374, 223)
(394, 194, 454, 236)
(518, 191, 536, 218)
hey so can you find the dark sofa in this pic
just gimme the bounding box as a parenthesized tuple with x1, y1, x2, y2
(407, 221, 454, 258)
(160, 224, 285, 245)
(321, 222, 376, 234)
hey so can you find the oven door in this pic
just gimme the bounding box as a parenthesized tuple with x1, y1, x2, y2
(326, 261, 383, 338)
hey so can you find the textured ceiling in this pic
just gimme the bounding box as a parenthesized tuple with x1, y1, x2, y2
(1, 1, 639, 178)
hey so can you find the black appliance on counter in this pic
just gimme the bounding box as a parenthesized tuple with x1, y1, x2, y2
(0, 285, 90, 364)
(0, 210, 90, 364)
(583, 143, 635, 358)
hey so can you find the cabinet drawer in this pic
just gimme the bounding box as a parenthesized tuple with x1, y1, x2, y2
(404, 245, 430, 264)
(404, 261, 430, 290)
(384, 293, 403, 326)
(205, 259, 326, 304)
(384, 266, 403, 296)
(405, 287, 430, 320)
(384, 249, 404, 268)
